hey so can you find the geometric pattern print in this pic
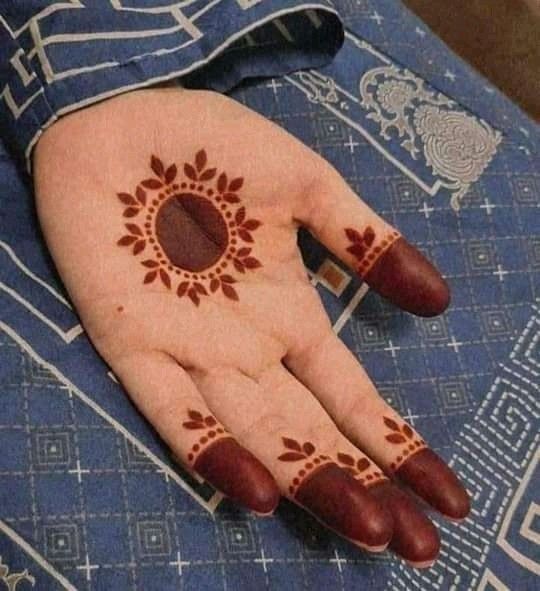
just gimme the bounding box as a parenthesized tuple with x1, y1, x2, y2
(387, 306, 540, 591)
(0, 1, 339, 165)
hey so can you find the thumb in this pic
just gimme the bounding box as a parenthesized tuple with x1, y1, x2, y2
(297, 168, 450, 317)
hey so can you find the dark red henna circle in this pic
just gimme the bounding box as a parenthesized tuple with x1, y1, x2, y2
(364, 237, 450, 317)
(396, 448, 470, 520)
(194, 438, 280, 514)
(369, 480, 440, 567)
(295, 464, 393, 549)
(155, 193, 228, 272)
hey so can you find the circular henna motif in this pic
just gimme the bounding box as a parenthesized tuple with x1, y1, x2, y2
(116, 150, 263, 305)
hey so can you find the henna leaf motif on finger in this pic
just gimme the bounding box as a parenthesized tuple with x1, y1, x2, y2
(335, 452, 385, 486)
(383, 416, 426, 472)
(344, 226, 401, 277)
(116, 150, 263, 304)
(182, 409, 227, 464)
(277, 437, 333, 497)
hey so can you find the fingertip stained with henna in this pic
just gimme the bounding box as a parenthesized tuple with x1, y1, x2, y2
(195, 438, 280, 514)
(364, 237, 450, 317)
(397, 448, 471, 521)
(369, 480, 440, 567)
(295, 463, 393, 550)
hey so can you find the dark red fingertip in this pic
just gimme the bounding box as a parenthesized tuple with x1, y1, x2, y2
(194, 437, 280, 514)
(364, 237, 450, 317)
(370, 480, 440, 567)
(396, 448, 471, 520)
(295, 464, 393, 549)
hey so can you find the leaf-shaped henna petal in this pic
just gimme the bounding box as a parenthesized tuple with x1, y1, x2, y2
(184, 163, 197, 181)
(141, 179, 163, 190)
(135, 187, 147, 206)
(221, 283, 239, 301)
(243, 219, 261, 231)
(142, 260, 159, 268)
(364, 226, 375, 246)
(182, 421, 203, 429)
(337, 452, 355, 466)
(177, 281, 189, 297)
(278, 452, 306, 462)
(144, 271, 157, 284)
(188, 287, 200, 306)
(282, 437, 302, 452)
(356, 458, 370, 472)
(347, 243, 366, 259)
(194, 282, 208, 295)
(238, 229, 253, 243)
(159, 269, 171, 289)
(233, 259, 245, 273)
(235, 207, 246, 225)
(210, 279, 220, 293)
(195, 149, 207, 172)
(402, 424, 414, 439)
(228, 177, 244, 192)
(199, 168, 216, 181)
(223, 193, 240, 204)
(117, 192, 136, 205)
(237, 247, 251, 257)
(345, 228, 363, 243)
(303, 442, 315, 456)
(204, 416, 217, 427)
(117, 235, 137, 246)
(217, 173, 228, 193)
(243, 257, 261, 269)
(151, 155, 165, 178)
(165, 164, 177, 184)
(188, 410, 204, 422)
(123, 207, 140, 218)
(386, 433, 407, 444)
(126, 223, 143, 236)
(220, 275, 236, 284)
(384, 417, 400, 432)
(133, 240, 146, 255)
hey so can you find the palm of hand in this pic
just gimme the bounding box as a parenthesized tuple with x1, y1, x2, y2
(34, 88, 469, 568)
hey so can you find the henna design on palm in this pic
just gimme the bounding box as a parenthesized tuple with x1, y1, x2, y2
(345, 226, 401, 276)
(335, 452, 386, 486)
(383, 416, 426, 472)
(182, 409, 230, 464)
(116, 150, 262, 305)
(277, 437, 333, 496)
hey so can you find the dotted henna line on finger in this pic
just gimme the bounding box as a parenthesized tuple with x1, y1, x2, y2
(182, 409, 230, 464)
(334, 452, 387, 487)
(344, 226, 401, 277)
(383, 416, 426, 472)
(276, 437, 334, 497)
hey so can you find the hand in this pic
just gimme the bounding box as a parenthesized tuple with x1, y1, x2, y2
(34, 87, 469, 568)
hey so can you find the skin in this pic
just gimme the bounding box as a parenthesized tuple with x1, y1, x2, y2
(34, 87, 470, 568)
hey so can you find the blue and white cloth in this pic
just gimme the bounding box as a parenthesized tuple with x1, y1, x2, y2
(0, 0, 342, 168)
(0, 1, 538, 590)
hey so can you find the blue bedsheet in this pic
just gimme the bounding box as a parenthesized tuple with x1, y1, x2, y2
(0, 1, 538, 590)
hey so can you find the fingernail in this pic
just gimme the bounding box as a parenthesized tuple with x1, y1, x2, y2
(370, 480, 440, 566)
(396, 448, 471, 520)
(194, 437, 280, 514)
(295, 463, 393, 549)
(364, 237, 450, 317)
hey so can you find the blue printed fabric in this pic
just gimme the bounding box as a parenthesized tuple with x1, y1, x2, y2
(0, 1, 539, 591)
(0, 0, 342, 168)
